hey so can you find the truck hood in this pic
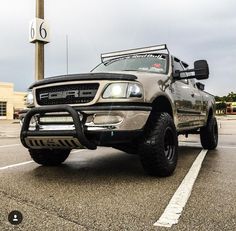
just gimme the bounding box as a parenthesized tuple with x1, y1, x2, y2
(29, 72, 138, 89)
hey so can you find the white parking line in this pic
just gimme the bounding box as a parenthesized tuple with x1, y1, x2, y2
(154, 149, 208, 228)
(0, 161, 34, 171)
(0, 150, 84, 171)
(0, 144, 21, 148)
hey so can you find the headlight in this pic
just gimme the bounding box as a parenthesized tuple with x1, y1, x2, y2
(25, 91, 34, 108)
(127, 83, 143, 98)
(103, 83, 143, 99)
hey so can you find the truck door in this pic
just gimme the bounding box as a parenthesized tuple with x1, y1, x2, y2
(171, 58, 197, 129)
(188, 79, 203, 126)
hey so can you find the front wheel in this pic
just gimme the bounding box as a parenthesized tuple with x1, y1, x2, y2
(139, 113, 178, 177)
(200, 116, 218, 150)
(29, 149, 71, 166)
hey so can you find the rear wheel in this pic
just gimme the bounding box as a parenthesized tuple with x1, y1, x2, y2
(139, 112, 178, 177)
(29, 149, 71, 166)
(200, 116, 218, 150)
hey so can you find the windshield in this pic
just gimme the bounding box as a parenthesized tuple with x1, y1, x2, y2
(92, 54, 168, 74)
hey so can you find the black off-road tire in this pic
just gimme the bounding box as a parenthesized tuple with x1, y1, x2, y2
(139, 112, 178, 177)
(200, 116, 218, 150)
(29, 149, 71, 166)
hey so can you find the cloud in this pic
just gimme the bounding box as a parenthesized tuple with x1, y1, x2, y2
(0, 0, 236, 95)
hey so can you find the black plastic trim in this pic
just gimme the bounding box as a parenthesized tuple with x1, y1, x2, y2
(74, 104, 152, 111)
(29, 73, 137, 89)
(85, 130, 143, 145)
(177, 109, 201, 115)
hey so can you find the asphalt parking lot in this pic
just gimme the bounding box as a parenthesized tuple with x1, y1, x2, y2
(0, 117, 235, 230)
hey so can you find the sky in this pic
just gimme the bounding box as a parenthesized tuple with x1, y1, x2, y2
(0, 0, 236, 96)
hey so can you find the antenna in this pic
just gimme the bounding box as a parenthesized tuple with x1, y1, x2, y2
(66, 35, 69, 74)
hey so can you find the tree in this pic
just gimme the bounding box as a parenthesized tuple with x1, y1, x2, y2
(214, 92, 236, 102)
(226, 92, 236, 102)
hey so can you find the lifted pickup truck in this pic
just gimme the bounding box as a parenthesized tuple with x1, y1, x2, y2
(20, 44, 218, 177)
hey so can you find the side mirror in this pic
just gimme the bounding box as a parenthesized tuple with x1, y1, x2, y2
(194, 60, 209, 80)
(196, 82, 205, 91)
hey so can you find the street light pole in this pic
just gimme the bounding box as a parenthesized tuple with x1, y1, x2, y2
(35, 0, 44, 80)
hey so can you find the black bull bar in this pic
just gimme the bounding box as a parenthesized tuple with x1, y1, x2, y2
(20, 105, 97, 150)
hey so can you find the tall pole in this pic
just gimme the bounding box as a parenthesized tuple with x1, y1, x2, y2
(35, 0, 44, 80)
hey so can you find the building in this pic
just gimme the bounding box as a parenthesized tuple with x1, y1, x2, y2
(0, 82, 26, 120)
(226, 102, 236, 115)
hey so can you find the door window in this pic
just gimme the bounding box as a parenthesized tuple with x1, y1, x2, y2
(173, 58, 188, 84)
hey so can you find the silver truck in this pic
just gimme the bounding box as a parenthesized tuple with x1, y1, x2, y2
(20, 44, 218, 177)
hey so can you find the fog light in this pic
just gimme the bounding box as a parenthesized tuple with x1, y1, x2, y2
(93, 115, 123, 125)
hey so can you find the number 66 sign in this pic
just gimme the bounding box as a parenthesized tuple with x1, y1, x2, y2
(29, 18, 50, 43)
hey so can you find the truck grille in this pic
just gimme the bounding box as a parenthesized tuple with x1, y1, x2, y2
(36, 83, 99, 105)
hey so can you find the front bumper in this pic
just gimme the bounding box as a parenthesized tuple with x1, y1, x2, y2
(20, 104, 151, 150)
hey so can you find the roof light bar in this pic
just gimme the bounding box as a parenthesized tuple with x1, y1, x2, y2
(101, 44, 168, 62)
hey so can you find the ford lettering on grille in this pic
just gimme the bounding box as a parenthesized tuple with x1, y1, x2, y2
(36, 83, 99, 105)
(39, 90, 97, 100)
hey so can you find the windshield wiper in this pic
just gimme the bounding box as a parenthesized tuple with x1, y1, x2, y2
(103, 58, 124, 66)
(122, 69, 138, 71)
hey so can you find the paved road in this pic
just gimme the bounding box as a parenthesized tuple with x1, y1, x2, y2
(0, 118, 235, 230)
